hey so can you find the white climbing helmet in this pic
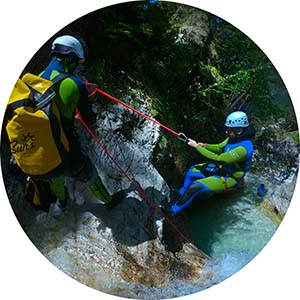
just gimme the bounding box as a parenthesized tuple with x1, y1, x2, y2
(51, 35, 85, 62)
(225, 111, 249, 127)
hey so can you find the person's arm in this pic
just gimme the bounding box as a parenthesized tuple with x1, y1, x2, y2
(74, 78, 96, 125)
(196, 144, 247, 164)
(58, 77, 80, 119)
(204, 139, 228, 153)
(187, 138, 228, 153)
(187, 138, 247, 163)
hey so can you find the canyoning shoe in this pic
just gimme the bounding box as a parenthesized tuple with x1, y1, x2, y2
(105, 190, 126, 209)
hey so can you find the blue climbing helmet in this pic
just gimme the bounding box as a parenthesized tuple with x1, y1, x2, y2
(225, 111, 249, 128)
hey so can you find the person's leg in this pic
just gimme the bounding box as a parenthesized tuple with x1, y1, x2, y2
(172, 181, 210, 214)
(179, 164, 207, 195)
(171, 175, 238, 214)
(49, 176, 67, 209)
(49, 176, 66, 200)
(86, 166, 125, 208)
(71, 141, 125, 207)
(86, 162, 126, 208)
(69, 140, 113, 204)
(89, 176, 112, 204)
(76, 155, 113, 204)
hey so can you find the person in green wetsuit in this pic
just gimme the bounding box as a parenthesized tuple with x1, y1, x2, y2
(35, 35, 123, 210)
(168, 111, 255, 215)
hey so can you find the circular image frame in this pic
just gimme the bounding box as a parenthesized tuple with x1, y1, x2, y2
(0, 0, 300, 300)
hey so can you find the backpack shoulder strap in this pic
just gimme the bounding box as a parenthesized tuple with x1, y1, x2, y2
(34, 73, 70, 108)
(6, 99, 34, 119)
(51, 73, 70, 85)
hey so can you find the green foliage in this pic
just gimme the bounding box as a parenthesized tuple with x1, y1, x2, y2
(158, 135, 168, 149)
(25, 1, 295, 184)
(26, 1, 292, 125)
(150, 109, 159, 117)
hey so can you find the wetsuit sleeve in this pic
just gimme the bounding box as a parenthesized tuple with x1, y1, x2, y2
(204, 139, 228, 153)
(58, 78, 80, 119)
(74, 78, 96, 126)
(196, 144, 248, 164)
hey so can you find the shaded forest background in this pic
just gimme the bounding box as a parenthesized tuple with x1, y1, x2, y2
(24, 0, 297, 185)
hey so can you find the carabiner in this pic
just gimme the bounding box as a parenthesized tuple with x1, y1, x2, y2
(177, 132, 189, 143)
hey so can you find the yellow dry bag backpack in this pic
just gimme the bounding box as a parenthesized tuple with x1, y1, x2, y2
(5, 73, 70, 175)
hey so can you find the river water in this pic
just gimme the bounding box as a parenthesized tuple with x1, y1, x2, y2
(185, 186, 278, 287)
(170, 179, 279, 299)
(187, 187, 277, 256)
(123, 178, 280, 299)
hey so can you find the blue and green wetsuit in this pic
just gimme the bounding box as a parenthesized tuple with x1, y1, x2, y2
(38, 58, 112, 205)
(171, 130, 255, 214)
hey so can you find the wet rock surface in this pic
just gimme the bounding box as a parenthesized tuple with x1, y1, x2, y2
(2, 95, 298, 298)
(3, 101, 208, 297)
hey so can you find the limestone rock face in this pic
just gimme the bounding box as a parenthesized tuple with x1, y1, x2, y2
(172, 6, 210, 46)
(3, 98, 207, 297)
(67, 100, 208, 291)
(252, 122, 299, 216)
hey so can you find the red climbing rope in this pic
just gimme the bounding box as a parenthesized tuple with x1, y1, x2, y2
(85, 81, 188, 143)
(75, 108, 194, 246)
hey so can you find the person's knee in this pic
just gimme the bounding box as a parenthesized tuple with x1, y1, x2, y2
(176, 183, 204, 206)
(171, 183, 205, 214)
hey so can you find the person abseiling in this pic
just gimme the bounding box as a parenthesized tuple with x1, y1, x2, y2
(167, 111, 255, 215)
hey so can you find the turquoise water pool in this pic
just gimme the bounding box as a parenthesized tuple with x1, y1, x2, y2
(182, 186, 278, 287)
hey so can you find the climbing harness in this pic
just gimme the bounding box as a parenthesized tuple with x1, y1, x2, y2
(218, 165, 228, 190)
(75, 109, 208, 257)
(85, 81, 189, 143)
(220, 176, 228, 190)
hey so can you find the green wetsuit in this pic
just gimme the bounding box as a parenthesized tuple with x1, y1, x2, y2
(38, 58, 112, 205)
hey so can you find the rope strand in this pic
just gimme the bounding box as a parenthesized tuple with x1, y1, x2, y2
(75, 109, 195, 246)
(86, 82, 181, 137)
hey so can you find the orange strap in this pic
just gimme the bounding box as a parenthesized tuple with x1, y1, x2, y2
(220, 176, 228, 190)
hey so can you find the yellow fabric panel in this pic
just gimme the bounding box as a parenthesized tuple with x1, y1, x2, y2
(7, 79, 31, 105)
(6, 106, 62, 175)
(32, 181, 41, 206)
(6, 72, 70, 176)
(22, 73, 53, 94)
